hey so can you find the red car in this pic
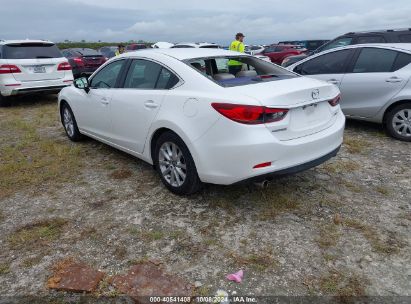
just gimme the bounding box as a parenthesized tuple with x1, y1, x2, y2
(126, 43, 147, 52)
(258, 44, 307, 65)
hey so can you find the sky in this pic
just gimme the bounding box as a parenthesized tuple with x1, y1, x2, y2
(1, 0, 410, 44)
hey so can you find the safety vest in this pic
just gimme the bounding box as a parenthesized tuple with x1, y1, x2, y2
(228, 40, 245, 66)
(115, 50, 120, 56)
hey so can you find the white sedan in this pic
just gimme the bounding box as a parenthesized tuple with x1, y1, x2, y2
(58, 48, 345, 195)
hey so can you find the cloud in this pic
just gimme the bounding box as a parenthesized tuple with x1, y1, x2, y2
(1, 0, 411, 44)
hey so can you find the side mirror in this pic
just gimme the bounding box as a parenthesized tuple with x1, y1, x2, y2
(74, 77, 90, 93)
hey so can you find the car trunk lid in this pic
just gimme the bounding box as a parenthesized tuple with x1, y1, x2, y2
(8, 58, 66, 81)
(226, 77, 339, 140)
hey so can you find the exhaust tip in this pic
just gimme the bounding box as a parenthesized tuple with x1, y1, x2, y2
(254, 180, 269, 189)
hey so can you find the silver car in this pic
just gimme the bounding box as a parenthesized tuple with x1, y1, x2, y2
(287, 43, 411, 141)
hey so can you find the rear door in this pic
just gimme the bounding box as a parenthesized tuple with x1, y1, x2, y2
(109, 59, 180, 153)
(338, 47, 411, 117)
(293, 48, 354, 87)
(3, 43, 66, 81)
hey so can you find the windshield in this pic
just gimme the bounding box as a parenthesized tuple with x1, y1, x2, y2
(185, 56, 297, 87)
(3, 43, 62, 59)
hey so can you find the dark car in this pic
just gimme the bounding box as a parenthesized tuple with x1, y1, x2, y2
(278, 40, 329, 51)
(98, 46, 118, 59)
(125, 43, 147, 52)
(62, 48, 106, 78)
(282, 28, 411, 67)
(257, 44, 306, 65)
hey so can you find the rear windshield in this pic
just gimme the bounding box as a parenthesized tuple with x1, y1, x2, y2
(3, 43, 62, 59)
(185, 56, 297, 87)
(73, 48, 101, 56)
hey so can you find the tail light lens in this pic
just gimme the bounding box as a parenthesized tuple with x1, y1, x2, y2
(73, 57, 84, 67)
(57, 62, 72, 71)
(328, 94, 341, 107)
(0, 64, 21, 74)
(211, 103, 288, 125)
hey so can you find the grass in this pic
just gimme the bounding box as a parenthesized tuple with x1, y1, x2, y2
(130, 228, 165, 241)
(319, 270, 368, 297)
(0, 102, 84, 199)
(375, 186, 390, 196)
(8, 218, 67, 249)
(316, 223, 341, 249)
(109, 168, 133, 180)
(22, 256, 43, 268)
(0, 262, 10, 275)
(343, 137, 370, 154)
(322, 159, 360, 174)
(344, 219, 406, 254)
(228, 250, 277, 272)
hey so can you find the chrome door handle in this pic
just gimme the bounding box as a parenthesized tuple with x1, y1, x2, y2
(386, 76, 403, 83)
(101, 97, 109, 105)
(144, 100, 159, 109)
(327, 79, 340, 85)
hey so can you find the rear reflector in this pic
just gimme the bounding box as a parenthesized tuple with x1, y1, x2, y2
(211, 103, 288, 124)
(253, 162, 272, 169)
(0, 64, 21, 74)
(57, 62, 72, 71)
(328, 94, 341, 107)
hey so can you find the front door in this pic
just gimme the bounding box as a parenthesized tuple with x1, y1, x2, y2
(109, 59, 180, 153)
(78, 59, 125, 140)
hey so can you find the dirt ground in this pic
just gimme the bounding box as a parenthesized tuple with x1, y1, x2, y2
(0, 95, 410, 299)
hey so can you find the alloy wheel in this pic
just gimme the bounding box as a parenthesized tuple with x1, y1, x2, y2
(63, 107, 75, 137)
(392, 108, 411, 138)
(158, 141, 187, 187)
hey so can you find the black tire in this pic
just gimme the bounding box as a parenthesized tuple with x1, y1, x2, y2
(60, 102, 83, 141)
(154, 131, 202, 195)
(385, 103, 411, 142)
(0, 94, 11, 107)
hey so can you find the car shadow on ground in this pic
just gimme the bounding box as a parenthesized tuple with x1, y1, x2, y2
(6, 94, 58, 107)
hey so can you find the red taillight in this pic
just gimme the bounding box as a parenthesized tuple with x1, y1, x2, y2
(73, 57, 84, 67)
(211, 103, 288, 124)
(0, 64, 21, 74)
(253, 162, 272, 169)
(328, 94, 341, 107)
(57, 62, 72, 71)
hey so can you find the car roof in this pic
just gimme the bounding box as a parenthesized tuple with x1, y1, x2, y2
(0, 39, 54, 45)
(118, 48, 246, 60)
(326, 43, 411, 52)
(173, 42, 219, 48)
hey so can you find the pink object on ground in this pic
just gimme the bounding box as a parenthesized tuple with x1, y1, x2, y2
(226, 270, 244, 283)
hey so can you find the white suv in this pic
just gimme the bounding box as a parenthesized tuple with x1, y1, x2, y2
(0, 40, 74, 107)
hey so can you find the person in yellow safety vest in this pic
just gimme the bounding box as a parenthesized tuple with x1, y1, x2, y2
(228, 33, 245, 76)
(115, 44, 125, 56)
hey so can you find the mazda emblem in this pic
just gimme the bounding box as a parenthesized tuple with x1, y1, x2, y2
(312, 89, 320, 99)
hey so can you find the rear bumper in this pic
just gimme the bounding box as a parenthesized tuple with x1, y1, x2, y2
(193, 110, 345, 185)
(1, 77, 73, 96)
(235, 145, 340, 184)
(7, 85, 70, 95)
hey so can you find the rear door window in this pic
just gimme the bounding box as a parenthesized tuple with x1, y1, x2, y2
(392, 52, 411, 71)
(3, 43, 62, 59)
(124, 59, 178, 89)
(352, 48, 397, 73)
(356, 36, 386, 44)
(296, 49, 352, 75)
